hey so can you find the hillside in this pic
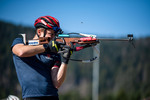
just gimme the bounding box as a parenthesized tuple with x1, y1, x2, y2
(0, 21, 150, 100)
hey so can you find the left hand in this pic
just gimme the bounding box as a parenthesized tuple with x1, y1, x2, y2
(62, 47, 73, 64)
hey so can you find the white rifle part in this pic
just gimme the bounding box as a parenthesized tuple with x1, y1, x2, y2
(28, 40, 39, 45)
(20, 34, 26, 44)
(20, 34, 39, 45)
(79, 33, 97, 38)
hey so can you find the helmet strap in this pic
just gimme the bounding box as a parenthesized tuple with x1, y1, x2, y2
(43, 29, 47, 37)
(36, 29, 39, 37)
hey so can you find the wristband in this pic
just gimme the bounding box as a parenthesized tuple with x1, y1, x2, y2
(54, 61, 61, 68)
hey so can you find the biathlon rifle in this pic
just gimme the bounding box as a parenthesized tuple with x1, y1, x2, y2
(20, 33, 134, 63)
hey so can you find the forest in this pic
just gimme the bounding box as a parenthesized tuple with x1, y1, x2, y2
(0, 20, 150, 100)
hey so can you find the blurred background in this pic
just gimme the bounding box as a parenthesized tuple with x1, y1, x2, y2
(0, 0, 150, 100)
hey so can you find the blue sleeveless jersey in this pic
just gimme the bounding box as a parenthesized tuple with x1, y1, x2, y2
(11, 38, 61, 98)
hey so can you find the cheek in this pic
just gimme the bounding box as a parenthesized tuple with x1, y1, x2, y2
(46, 34, 55, 38)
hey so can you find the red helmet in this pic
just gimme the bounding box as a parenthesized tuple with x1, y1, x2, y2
(34, 16, 61, 33)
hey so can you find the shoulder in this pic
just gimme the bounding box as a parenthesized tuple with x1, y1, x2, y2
(13, 38, 24, 44)
(11, 38, 24, 51)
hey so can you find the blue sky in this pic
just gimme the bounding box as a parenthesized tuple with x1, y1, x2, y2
(0, 0, 150, 38)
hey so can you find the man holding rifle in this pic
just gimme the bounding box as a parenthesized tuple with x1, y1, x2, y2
(11, 15, 72, 100)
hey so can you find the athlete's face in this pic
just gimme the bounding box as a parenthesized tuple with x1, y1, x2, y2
(45, 29, 55, 39)
(37, 28, 55, 39)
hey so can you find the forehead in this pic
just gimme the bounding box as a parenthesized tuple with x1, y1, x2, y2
(46, 29, 55, 33)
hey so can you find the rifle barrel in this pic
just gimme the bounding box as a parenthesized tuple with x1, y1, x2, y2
(97, 38, 130, 41)
(97, 34, 133, 41)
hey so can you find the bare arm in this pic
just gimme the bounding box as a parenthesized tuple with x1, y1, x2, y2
(51, 62, 68, 89)
(12, 44, 45, 57)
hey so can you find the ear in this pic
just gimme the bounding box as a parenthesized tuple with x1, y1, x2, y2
(37, 28, 41, 36)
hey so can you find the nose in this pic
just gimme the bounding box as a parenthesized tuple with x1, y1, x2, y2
(47, 33, 54, 38)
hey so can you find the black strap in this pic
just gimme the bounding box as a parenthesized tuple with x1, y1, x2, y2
(23, 96, 59, 100)
(43, 29, 47, 37)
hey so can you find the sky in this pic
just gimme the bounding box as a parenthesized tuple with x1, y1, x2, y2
(0, 0, 150, 38)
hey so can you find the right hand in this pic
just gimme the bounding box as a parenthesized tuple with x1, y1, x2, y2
(43, 39, 60, 53)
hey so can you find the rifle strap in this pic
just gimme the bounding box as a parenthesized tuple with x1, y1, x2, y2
(66, 46, 100, 63)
